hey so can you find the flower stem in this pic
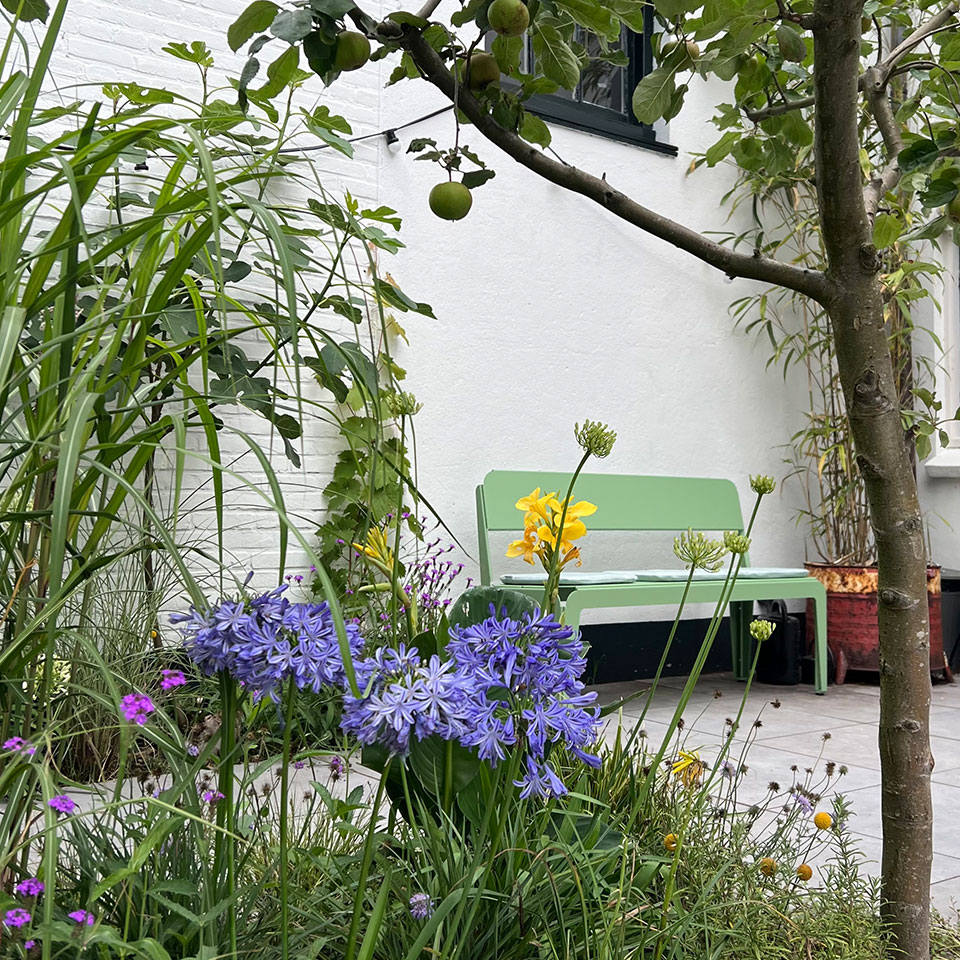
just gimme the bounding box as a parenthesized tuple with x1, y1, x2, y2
(344, 762, 390, 960)
(215, 673, 238, 956)
(279, 678, 296, 960)
(541, 450, 591, 613)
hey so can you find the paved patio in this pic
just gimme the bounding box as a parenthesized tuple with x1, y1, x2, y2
(590, 672, 960, 911)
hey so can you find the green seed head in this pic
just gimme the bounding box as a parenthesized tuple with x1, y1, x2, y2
(574, 419, 617, 458)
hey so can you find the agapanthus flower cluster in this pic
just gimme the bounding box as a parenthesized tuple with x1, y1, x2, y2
(447, 610, 601, 797)
(171, 583, 364, 702)
(341, 645, 473, 755)
(343, 610, 601, 799)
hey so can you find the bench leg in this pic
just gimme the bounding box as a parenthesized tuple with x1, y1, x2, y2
(811, 587, 828, 695)
(730, 601, 752, 681)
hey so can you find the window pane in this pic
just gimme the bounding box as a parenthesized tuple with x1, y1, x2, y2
(579, 31, 624, 113)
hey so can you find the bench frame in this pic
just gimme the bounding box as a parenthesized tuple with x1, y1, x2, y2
(476, 470, 828, 694)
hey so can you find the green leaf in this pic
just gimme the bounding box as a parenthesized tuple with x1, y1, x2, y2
(409, 735, 482, 798)
(705, 130, 740, 166)
(555, 0, 619, 39)
(448, 585, 539, 629)
(519, 111, 551, 147)
(223, 261, 252, 282)
(162, 41, 214, 66)
(631, 66, 676, 124)
(532, 23, 582, 89)
(776, 23, 807, 62)
(229, 1, 280, 51)
(898, 138, 939, 173)
(461, 169, 496, 188)
(0, 0, 48, 22)
(308, 0, 358, 16)
(872, 212, 903, 249)
(271, 8, 314, 42)
(920, 177, 959, 208)
(256, 45, 300, 98)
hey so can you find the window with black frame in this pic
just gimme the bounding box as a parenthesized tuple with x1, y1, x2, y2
(507, 9, 676, 154)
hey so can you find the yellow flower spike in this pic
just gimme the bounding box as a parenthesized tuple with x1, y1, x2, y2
(759, 857, 777, 877)
(352, 526, 396, 578)
(813, 811, 833, 830)
(671, 749, 706, 788)
(663, 833, 678, 852)
(796, 864, 813, 882)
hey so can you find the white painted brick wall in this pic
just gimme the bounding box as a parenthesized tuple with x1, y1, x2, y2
(22, 0, 867, 622)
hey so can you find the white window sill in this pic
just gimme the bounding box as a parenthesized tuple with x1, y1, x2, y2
(925, 449, 960, 477)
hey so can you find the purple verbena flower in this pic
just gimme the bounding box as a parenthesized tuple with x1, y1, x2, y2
(4, 908, 30, 929)
(187, 743, 200, 757)
(160, 669, 186, 690)
(329, 755, 344, 781)
(24, 940, 35, 950)
(48, 795, 76, 814)
(3, 737, 35, 757)
(120, 693, 155, 725)
(202, 790, 225, 804)
(408, 893, 433, 920)
(68, 910, 95, 926)
(15, 879, 43, 897)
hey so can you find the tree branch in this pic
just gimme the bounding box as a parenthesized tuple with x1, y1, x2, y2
(394, 25, 829, 302)
(878, 1, 958, 85)
(862, 65, 904, 216)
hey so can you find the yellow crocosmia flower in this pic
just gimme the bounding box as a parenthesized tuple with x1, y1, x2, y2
(557, 545, 581, 569)
(672, 750, 706, 788)
(506, 528, 542, 565)
(352, 527, 395, 572)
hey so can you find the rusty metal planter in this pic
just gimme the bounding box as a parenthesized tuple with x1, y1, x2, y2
(804, 563, 944, 684)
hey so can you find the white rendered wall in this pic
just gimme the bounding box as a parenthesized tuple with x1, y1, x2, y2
(37, 0, 850, 617)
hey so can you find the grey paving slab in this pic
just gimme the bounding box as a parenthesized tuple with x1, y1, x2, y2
(593, 672, 960, 908)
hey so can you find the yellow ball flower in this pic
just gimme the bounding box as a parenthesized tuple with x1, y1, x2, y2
(664, 833, 678, 852)
(759, 857, 777, 877)
(813, 811, 833, 830)
(796, 863, 813, 882)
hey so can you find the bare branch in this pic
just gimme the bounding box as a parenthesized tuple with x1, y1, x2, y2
(745, 94, 815, 122)
(878, 1, 958, 84)
(861, 66, 904, 216)
(393, 25, 829, 302)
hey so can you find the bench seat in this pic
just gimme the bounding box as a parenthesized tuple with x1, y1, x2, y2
(477, 470, 828, 694)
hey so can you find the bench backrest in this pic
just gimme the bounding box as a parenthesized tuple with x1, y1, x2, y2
(476, 470, 745, 584)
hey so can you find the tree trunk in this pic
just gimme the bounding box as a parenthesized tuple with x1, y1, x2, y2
(812, 2, 933, 955)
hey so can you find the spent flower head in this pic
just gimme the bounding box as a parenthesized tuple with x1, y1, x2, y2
(385, 391, 423, 417)
(750, 474, 776, 495)
(723, 531, 751, 555)
(749, 619, 776, 642)
(673, 529, 727, 572)
(574, 419, 617, 458)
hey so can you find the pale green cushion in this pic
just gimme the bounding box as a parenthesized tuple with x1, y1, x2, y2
(500, 571, 639, 586)
(629, 567, 810, 582)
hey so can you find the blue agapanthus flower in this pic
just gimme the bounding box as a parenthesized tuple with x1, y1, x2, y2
(171, 584, 363, 702)
(447, 609, 601, 798)
(340, 644, 473, 756)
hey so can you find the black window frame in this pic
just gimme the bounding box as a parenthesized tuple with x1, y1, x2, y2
(521, 8, 677, 156)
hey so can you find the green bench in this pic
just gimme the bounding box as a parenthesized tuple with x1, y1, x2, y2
(476, 470, 828, 694)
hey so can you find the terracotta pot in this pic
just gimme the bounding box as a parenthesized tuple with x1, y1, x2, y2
(804, 562, 944, 684)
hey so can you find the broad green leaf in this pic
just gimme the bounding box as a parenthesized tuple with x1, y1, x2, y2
(228, 0, 280, 51)
(532, 23, 582, 89)
(0, 0, 48, 21)
(271, 8, 314, 42)
(256, 45, 300, 98)
(631, 66, 676, 124)
(555, 0, 619, 40)
(519, 111, 551, 147)
(409, 735, 482, 798)
(872, 212, 903, 248)
(898, 138, 939, 173)
(705, 130, 739, 166)
(920, 177, 959, 208)
(448, 585, 539, 629)
(461, 168, 496, 188)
